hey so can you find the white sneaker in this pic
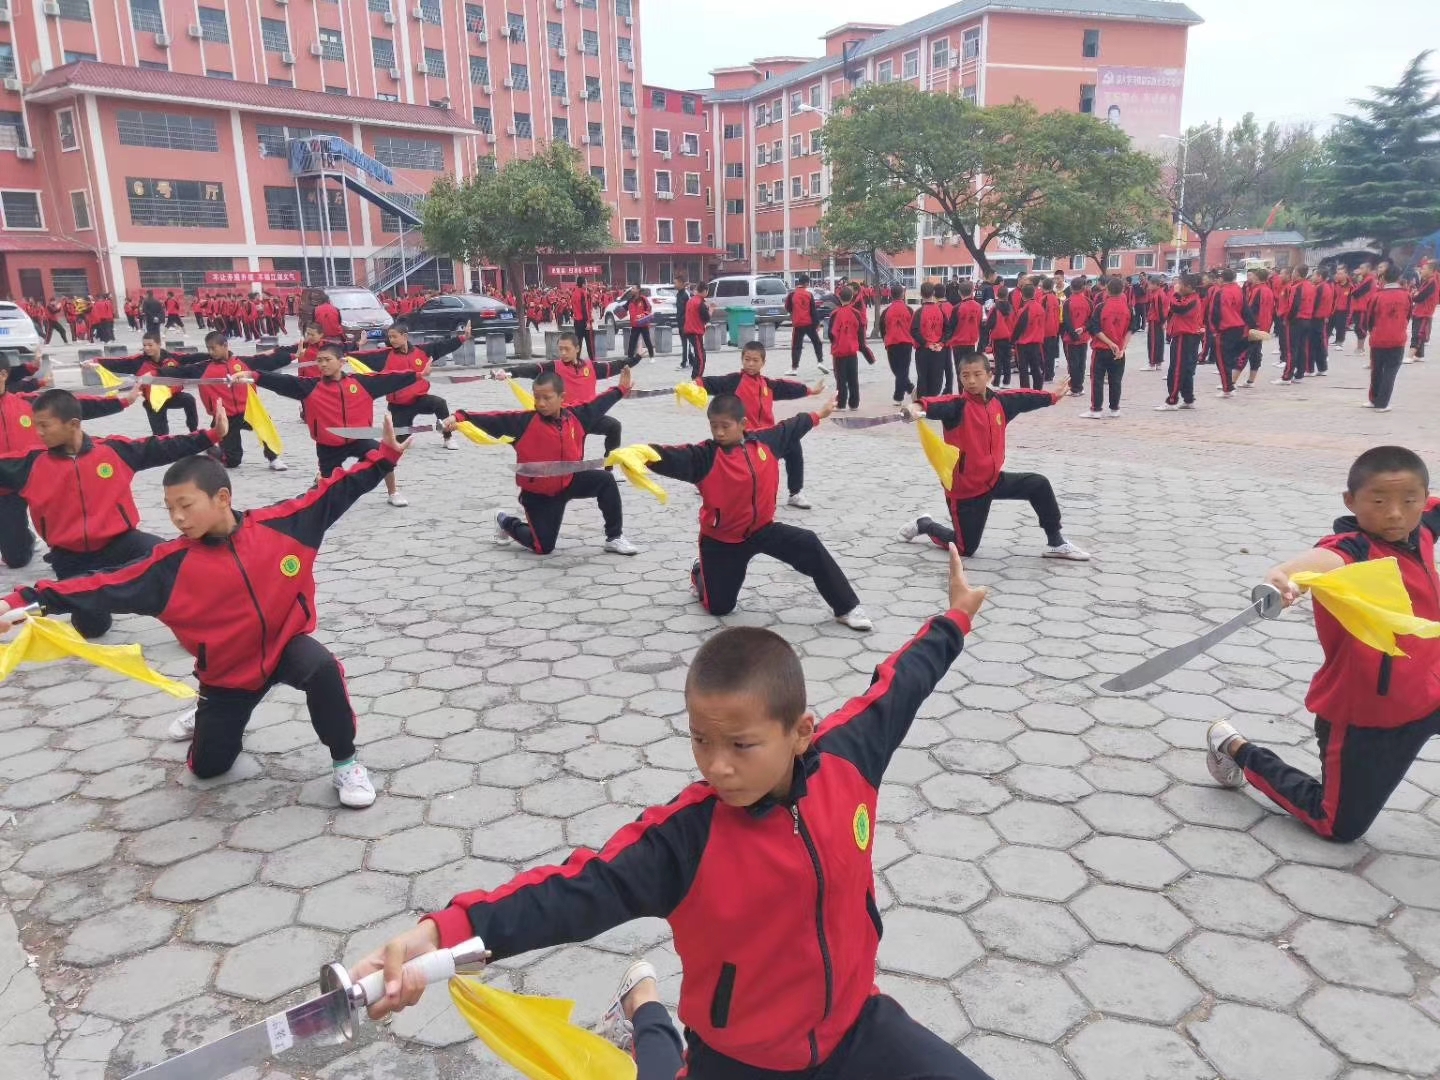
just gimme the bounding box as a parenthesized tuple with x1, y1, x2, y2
(836, 605, 873, 631)
(166, 707, 196, 741)
(1081, 410, 1103, 419)
(333, 761, 376, 808)
(1217, 391, 1233, 399)
(597, 959, 657, 1051)
(493, 509, 513, 545)
(787, 492, 812, 509)
(387, 491, 409, 507)
(268, 458, 289, 472)
(897, 515, 931, 543)
(1104, 409, 1120, 419)
(1205, 721, 1247, 789)
(443, 434, 458, 450)
(1271, 379, 1292, 385)
(1154, 403, 1178, 411)
(1376, 406, 1392, 413)
(1360, 401, 1375, 408)
(1043, 541, 1091, 561)
(604, 535, 640, 556)
(1178, 402, 1196, 410)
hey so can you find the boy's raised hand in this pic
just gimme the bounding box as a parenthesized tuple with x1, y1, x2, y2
(809, 379, 827, 395)
(816, 396, 838, 420)
(1264, 566, 1304, 607)
(381, 413, 412, 455)
(619, 364, 634, 392)
(351, 920, 442, 1020)
(211, 407, 229, 440)
(1050, 374, 1071, 401)
(947, 544, 988, 619)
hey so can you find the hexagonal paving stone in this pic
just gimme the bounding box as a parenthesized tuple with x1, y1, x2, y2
(1362, 852, 1440, 909)
(920, 772, 1012, 814)
(1389, 907, 1440, 966)
(152, 850, 262, 902)
(955, 957, 1088, 1042)
(884, 854, 991, 914)
(988, 800, 1090, 848)
(82, 945, 216, 1021)
(470, 813, 564, 861)
(1074, 837, 1188, 890)
(1167, 874, 1297, 938)
(16, 829, 121, 876)
(390, 759, 475, 797)
(967, 896, 1090, 964)
(1070, 885, 1193, 952)
(1188, 1003, 1341, 1080)
(1251, 815, 1370, 869)
(519, 776, 609, 818)
(62, 903, 179, 967)
(1176, 932, 1312, 1008)
(1065, 944, 1203, 1023)
(1075, 793, 1177, 839)
(1005, 764, 1094, 803)
(1160, 783, 1266, 830)
(932, 739, 1019, 776)
(227, 806, 329, 852)
(300, 872, 410, 932)
(368, 826, 466, 874)
(876, 906, 983, 979)
(261, 837, 366, 889)
(1066, 1018, 1211, 1080)
(215, 926, 341, 1001)
(410, 857, 513, 912)
(1163, 825, 1278, 878)
(874, 973, 971, 1043)
(981, 846, 1087, 902)
(1266, 864, 1397, 925)
(332, 795, 427, 839)
(1300, 987, 1440, 1076)
(129, 819, 226, 866)
(427, 785, 515, 829)
(189, 885, 300, 946)
(901, 811, 1001, 862)
(960, 1034, 1076, 1080)
(1288, 919, 1414, 995)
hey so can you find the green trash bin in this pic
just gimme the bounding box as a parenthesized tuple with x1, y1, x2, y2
(726, 306, 757, 346)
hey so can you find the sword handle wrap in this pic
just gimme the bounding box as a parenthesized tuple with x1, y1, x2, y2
(352, 937, 485, 1007)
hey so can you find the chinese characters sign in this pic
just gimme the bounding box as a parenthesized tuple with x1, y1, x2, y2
(546, 264, 603, 278)
(1095, 67, 1185, 154)
(203, 271, 302, 285)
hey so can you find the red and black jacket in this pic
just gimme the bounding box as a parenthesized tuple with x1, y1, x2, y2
(1010, 298, 1047, 346)
(785, 287, 816, 328)
(1413, 277, 1438, 319)
(986, 298, 1013, 343)
(911, 303, 950, 351)
(826, 305, 862, 359)
(7, 447, 399, 692)
(1314, 280, 1336, 320)
(1288, 279, 1317, 321)
(684, 296, 711, 336)
(1307, 498, 1440, 728)
(96, 349, 202, 379)
(455, 387, 625, 496)
(1040, 290, 1061, 338)
(626, 294, 653, 326)
(254, 370, 417, 447)
(1144, 288, 1171, 326)
(700, 371, 808, 430)
(364, 338, 462, 405)
(948, 298, 983, 349)
(171, 348, 295, 417)
(0, 429, 217, 554)
(505, 356, 638, 406)
(1062, 292, 1092, 345)
(1245, 284, 1276, 333)
(0, 391, 125, 456)
(881, 300, 914, 347)
(1089, 296, 1132, 352)
(572, 286, 595, 325)
(1350, 275, 1376, 314)
(1167, 293, 1204, 337)
(1213, 282, 1247, 331)
(426, 610, 972, 1073)
(921, 388, 1053, 500)
(648, 412, 818, 543)
(1368, 286, 1415, 349)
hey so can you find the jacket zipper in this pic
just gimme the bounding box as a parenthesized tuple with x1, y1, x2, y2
(72, 459, 91, 551)
(790, 803, 833, 1067)
(744, 444, 760, 534)
(226, 537, 270, 679)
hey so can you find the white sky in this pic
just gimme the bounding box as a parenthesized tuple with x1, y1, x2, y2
(642, 0, 1440, 130)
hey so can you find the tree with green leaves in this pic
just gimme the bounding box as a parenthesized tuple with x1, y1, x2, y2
(821, 83, 1134, 277)
(420, 143, 611, 357)
(1305, 51, 1440, 260)
(1018, 150, 1170, 273)
(820, 178, 914, 320)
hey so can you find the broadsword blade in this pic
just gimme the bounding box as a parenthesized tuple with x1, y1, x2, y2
(626, 386, 677, 399)
(140, 376, 235, 387)
(123, 989, 352, 1080)
(512, 457, 609, 477)
(827, 414, 908, 429)
(325, 425, 438, 440)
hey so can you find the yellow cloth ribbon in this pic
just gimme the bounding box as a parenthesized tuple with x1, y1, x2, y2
(675, 381, 710, 410)
(148, 385, 173, 410)
(449, 977, 635, 1080)
(916, 419, 960, 492)
(509, 379, 536, 411)
(1292, 558, 1440, 657)
(604, 444, 668, 504)
(0, 616, 196, 698)
(453, 420, 514, 447)
(94, 364, 124, 393)
(346, 355, 376, 375)
(243, 390, 284, 456)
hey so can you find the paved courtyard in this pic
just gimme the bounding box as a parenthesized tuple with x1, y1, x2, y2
(2, 324, 1439, 1080)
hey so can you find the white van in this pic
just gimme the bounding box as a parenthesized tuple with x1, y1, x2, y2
(705, 275, 789, 324)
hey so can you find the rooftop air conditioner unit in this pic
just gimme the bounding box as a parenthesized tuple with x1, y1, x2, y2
(16, 146, 35, 159)
(480, 83, 494, 94)
(154, 31, 171, 46)
(502, 76, 514, 88)
(281, 51, 296, 65)
(626, 105, 637, 116)
(556, 99, 568, 108)
(505, 122, 517, 134)
(499, 24, 511, 37)
(2, 76, 19, 91)
(388, 66, 401, 79)
(578, 133, 589, 144)
(42, 1, 60, 16)
(415, 61, 430, 74)
(310, 42, 325, 56)
(555, 47, 567, 58)
(625, 15, 633, 25)
(625, 60, 635, 72)
(383, 11, 396, 24)
(486, 132, 498, 143)
(659, 150, 671, 160)
(657, 191, 674, 200)
(476, 30, 487, 43)
(187, 24, 204, 38)
(411, 5, 426, 18)
(948, 55, 960, 69)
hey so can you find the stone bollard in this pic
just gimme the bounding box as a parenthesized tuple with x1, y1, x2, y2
(544, 330, 561, 360)
(654, 325, 673, 354)
(485, 333, 508, 365)
(77, 347, 103, 386)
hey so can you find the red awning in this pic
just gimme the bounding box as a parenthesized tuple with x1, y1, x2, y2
(0, 233, 97, 255)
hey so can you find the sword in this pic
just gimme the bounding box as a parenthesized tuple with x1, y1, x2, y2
(625, 386, 678, 399)
(2, 602, 40, 626)
(443, 372, 510, 384)
(512, 458, 609, 477)
(325, 423, 444, 440)
(139, 375, 237, 387)
(123, 937, 487, 1079)
(1101, 583, 1286, 692)
(828, 413, 912, 429)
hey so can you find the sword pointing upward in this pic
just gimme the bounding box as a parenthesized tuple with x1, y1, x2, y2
(1101, 583, 1286, 693)
(326, 422, 444, 440)
(512, 458, 610, 477)
(123, 937, 488, 1080)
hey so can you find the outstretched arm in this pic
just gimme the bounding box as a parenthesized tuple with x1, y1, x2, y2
(251, 439, 406, 549)
(101, 428, 221, 473)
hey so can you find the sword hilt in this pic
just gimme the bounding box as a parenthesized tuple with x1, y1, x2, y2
(1250, 582, 1285, 620)
(322, 936, 487, 1033)
(1, 602, 40, 626)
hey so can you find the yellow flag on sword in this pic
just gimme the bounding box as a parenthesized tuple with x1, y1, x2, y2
(1292, 558, 1440, 657)
(0, 616, 195, 699)
(243, 390, 284, 456)
(916, 419, 960, 492)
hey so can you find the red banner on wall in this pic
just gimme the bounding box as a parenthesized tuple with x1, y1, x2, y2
(203, 271, 302, 285)
(546, 264, 603, 278)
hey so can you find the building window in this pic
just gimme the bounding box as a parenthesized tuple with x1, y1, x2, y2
(590, 165, 605, 189)
(0, 190, 40, 230)
(725, 199, 744, 215)
(55, 0, 90, 19)
(1079, 84, 1096, 114)
(772, 139, 782, 161)
(809, 130, 822, 154)
(619, 83, 635, 108)
(133, 257, 231, 293)
(63, 52, 98, 64)
(962, 27, 980, 60)
(131, 0, 164, 33)
(264, 187, 347, 231)
(369, 0, 392, 11)
(70, 189, 91, 230)
(319, 29, 344, 62)
(755, 103, 769, 126)
(547, 21, 565, 49)
(790, 134, 802, 158)
(116, 110, 220, 152)
(423, 48, 446, 78)
(624, 218, 640, 242)
(1135, 252, 1156, 269)
(470, 56, 490, 85)
(810, 172, 821, 196)
(756, 144, 767, 166)
(416, 0, 441, 24)
(577, 0, 596, 8)
(372, 136, 444, 170)
(651, 89, 667, 110)
(792, 227, 805, 249)
(877, 60, 894, 85)
(810, 84, 822, 108)
(271, 256, 357, 287)
(49, 268, 90, 297)
(618, 38, 634, 63)
(616, 0, 633, 15)
(56, 109, 78, 152)
(932, 38, 949, 69)
(474, 107, 493, 133)
(657, 219, 673, 244)
(686, 220, 701, 244)
(587, 121, 603, 145)
(0, 45, 14, 79)
(682, 133, 699, 157)
(723, 123, 742, 139)
(1106, 253, 1122, 270)
(126, 179, 226, 229)
(726, 242, 745, 261)
(724, 162, 744, 179)
(513, 113, 532, 139)
(684, 172, 700, 196)
(197, 7, 229, 43)
(655, 170, 672, 194)
(1068, 255, 1086, 271)
(506, 13, 525, 41)
(791, 176, 803, 199)
(621, 126, 635, 151)
(653, 130, 670, 154)
(807, 226, 821, 249)
(373, 38, 396, 68)
(261, 18, 289, 54)
(683, 95, 697, 116)
(377, 92, 399, 101)
(962, 85, 977, 104)
(552, 117, 569, 143)
(1032, 256, 1054, 271)
(140, 60, 170, 71)
(585, 76, 601, 101)
(622, 168, 637, 193)
(903, 50, 920, 79)
(1082, 29, 1101, 58)
(771, 180, 782, 202)
(549, 70, 567, 98)
(788, 91, 802, 115)
(509, 64, 529, 91)
(256, 123, 336, 158)
(464, 3, 484, 31)
(582, 30, 599, 56)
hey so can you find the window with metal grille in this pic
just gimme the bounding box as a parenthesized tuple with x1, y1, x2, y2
(416, 0, 441, 25)
(514, 113, 532, 139)
(126, 179, 228, 229)
(683, 96, 697, 116)
(71, 190, 91, 229)
(681, 133, 699, 157)
(0, 112, 27, 149)
(0, 190, 41, 229)
(269, 78, 293, 87)
(1082, 29, 1100, 58)
(622, 169, 637, 193)
(256, 124, 336, 158)
(810, 172, 821, 196)
(585, 76, 601, 101)
(772, 180, 782, 201)
(270, 257, 354, 287)
(615, 0, 633, 15)
(320, 29, 344, 61)
(327, 86, 349, 95)
(590, 166, 605, 189)
(962, 85, 977, 103)
(582, 30, 599, 56)
(117, 111, 220, 152)
(198, 7, 229, 43)
(373, 38, 395, 68)
(877, 60, 894, 85)
(617, 37, 633, 62)
(790, 134, 801, 158)
(506, 13, 525, 41)
(473, 107, 493, 133)
(684, 172, 700, 196)
(56, 109, 77, 151)
(423, 48, 445, 78)
(791, 227, 804, 248)
(577, 0, 595, 8)
(0, 46, 14, 79)
(807, 226, 821, 248)
(653, 129, 670, 154)
(810, 84, 821, 107)
(756, 143, 767, 165)
(726, 242, 744, 261)
(368, 0, 392, 13)
(621, 126, 635, 150)
(657, 219, 673, 244)
(550, 70, 567, 98)
(791, 176, 803, 199)
(64, 51, 98, 63)
(131, 0, 164, 33)
(470, 56, 490, 85)
(372, 136, 444, 170)
(377, 92, 399, 101)
(624, 218, 640, 242)
(261, 19, 289, 54)
(464, 3, 484, 31)
(56, 0, 90, 19)
(619, 83, 634, 107)
(587, 122, 603, 145)
(651, 89, 667, 110)
(552, 117, 569, 143)
(263, 187, 347, 231)
(140, 60, 170, 71)
(547, 21, 564, 49)
(50, 268, 90, 295)
(510, 64, 529, 90)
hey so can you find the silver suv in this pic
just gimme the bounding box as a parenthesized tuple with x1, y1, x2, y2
(705, 275, 789, 324)
(0, 300, 42, 369)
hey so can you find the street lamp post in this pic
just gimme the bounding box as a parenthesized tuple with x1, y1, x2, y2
(795, 104, 837, 285)
(1160, 125, 1212, 273)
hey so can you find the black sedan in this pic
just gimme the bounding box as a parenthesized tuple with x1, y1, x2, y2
(402, 293, 519, 342)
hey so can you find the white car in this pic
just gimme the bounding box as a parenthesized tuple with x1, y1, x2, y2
(603, 285, 677, 330)
(0, 300, 43, 368)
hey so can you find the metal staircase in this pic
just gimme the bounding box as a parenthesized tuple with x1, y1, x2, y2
(853, 248, 907, 289)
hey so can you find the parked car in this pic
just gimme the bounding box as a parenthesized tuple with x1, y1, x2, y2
(603, 285, 677, 330)
(0, 300, 42, 368)
(705, 274, 790, 324)
(321, 286, 393, 341)
(403, 293, 518, 342)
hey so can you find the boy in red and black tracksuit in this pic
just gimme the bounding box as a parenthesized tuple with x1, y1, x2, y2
(674, 279, 693, 372)
(93, 332, 203, 435)
(571, 275, 598, 362)
(899, 353, 1087, 561)
(643, 393, 870, 629)
(1207, 446, 1440, 842)
(1009, 283, 1048, 390)
(786, 274, 824, 372)
(1211, 269, 1248, 396)
(1365, 265, 1414, 410)
(500, 331, 641, 455)
(881, 286, 915, 403)
(623, 287, 656, 360)
(1242, 268, 1276, 385)
(684, 285, 712, 380)
(356, 551, 995, 1079)
(1410, 263, 1436, 359)
(1, 440, 406, 806)
(1280, 264, 1317, 383)
(1158, 274, 1204, 410)
(827, 286, 867, 411)
(0, 389, 222, 638)
(948, 281, 983, 394)
(449, 369, 639, 557)
(1085, 278, 1132, 416)
(911, 283, 953, 399)
(352, 324, 463, 447)
(1143, 277, 1170, 371)
(1061, 278, 1092, 395)
(1039, 276, 1062, 381)
(171, 332, 296, 469)
(1349, 265, 1375, 350)
(1330, 269, 1352, 346)
(1311, 269, 1335, 374)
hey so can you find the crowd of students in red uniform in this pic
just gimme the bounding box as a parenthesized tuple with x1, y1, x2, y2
(20, 296, 119, 344)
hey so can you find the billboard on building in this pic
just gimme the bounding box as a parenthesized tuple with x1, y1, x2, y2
(1095, 67, 1184, 154)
